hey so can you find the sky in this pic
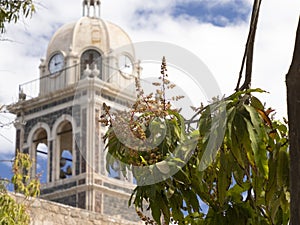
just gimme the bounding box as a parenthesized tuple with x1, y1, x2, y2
(0, 0, 299, 182)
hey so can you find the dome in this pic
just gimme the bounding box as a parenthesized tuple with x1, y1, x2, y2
(46, 16, 133, 59)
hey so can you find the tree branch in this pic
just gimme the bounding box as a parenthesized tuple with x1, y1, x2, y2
(286, 16, 300, 225)
(235, 0, 262, 91)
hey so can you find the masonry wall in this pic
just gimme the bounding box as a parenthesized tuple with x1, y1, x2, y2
(13, 193, 143, 225)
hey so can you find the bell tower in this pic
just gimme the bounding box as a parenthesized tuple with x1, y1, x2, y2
(8, 1, 141, 222)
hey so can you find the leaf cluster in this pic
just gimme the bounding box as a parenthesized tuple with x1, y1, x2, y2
(101, 59, 290, 225)
(0, 0, 35, 33)
(0, 151, 40, 225)
(12, 151, 40, 197)
(0, 193, 30, 225)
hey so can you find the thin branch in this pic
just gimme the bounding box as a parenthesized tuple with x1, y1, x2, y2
(235, 0, 262, 91)
(0, 38, 15, 42)
(0, 159, 14, 163)
(186, 106, 207, 131)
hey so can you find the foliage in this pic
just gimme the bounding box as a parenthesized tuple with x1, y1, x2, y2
(0, 0, 35, 33)
(0, 151, 40, 225)
(12, 151, 40, 197)
(101, 58, 290, 225)
(0, 191, 30, 225)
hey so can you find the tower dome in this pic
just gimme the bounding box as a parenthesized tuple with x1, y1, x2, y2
(46, 16, 133, 60)
(40, 10, 136, 96)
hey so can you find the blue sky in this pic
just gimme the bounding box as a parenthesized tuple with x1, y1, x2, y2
(134, 5, 250, 28)
(132, 0, 251, 29)
(172, 1, 250, 26)
(0, 152, 14, 191)
(0, 0, 299, 192)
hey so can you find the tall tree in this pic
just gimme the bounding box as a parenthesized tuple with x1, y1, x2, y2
(102, 1, 292, 224)
(102, 61, 290, 224)
(286, 16, 300, 225)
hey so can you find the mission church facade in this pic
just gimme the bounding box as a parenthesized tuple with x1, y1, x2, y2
(8, 0, 142, 223)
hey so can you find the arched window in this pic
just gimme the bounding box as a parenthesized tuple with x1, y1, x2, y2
(57, 121, 73, 179)
(80, 49, 102, 79)
(33, 129, 48, 183)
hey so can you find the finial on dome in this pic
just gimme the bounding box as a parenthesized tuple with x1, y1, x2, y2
(82, 0, 101, 18)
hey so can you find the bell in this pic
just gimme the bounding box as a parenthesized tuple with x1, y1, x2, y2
(60, 158, 66, 167)
(59, 170, 66, 179)
(66, 166, 72, 175)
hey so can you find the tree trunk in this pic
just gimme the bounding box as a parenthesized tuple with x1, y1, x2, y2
(286, 16, 300, 225)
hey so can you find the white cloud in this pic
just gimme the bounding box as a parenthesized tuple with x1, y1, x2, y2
(251, 0, 300, 116)
(0, 0, 299, 156)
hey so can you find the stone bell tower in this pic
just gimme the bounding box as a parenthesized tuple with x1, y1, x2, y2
(8, 1, 141, 222)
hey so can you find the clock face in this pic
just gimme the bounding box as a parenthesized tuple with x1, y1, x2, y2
(48, 53, 64, 75)
(118, 54, 133, 77)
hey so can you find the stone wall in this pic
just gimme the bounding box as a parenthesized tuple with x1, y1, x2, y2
(13, 193, 143, 225)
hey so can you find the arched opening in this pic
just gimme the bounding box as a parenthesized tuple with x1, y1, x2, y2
(57, 121, 73, 179)
(80, 49, 102, 79)
(33, 129, 48, 183)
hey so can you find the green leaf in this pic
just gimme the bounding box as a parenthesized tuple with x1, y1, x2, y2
(157, 193, 171, 223)
(199, 105, 226, 171)
(250, 96, 264, 110)
(174, 168, 191, 185)
(243, 105, 269, 178)
(265, 152, 277, 205)
(181, 188, 200, 213)
(217, 151, 231, 206)
(277, 149, 289, 188)
(226, 107, 236, 144)
(227, 182, 251, 201)
(150, 200, 162, 225)
(231, 153, 246, 187)
(230, 113, 246, 169)
(270, 197, 281, 223)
